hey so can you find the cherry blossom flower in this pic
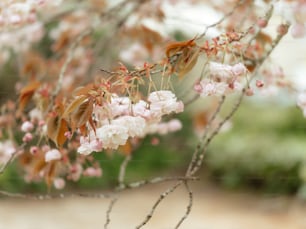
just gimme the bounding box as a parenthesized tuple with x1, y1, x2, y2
(148, 90, 184, 116)
(0, 140, 16, 165)
(21, 121, 34, 132)
(112, 115, 146, 138)
(96, 124, 129, 150)
(45, 149, 62, 162)
(196, 79, 227, 96)
(53, 178, 65, 190)
(83, 167, 102, 177)
(22, 132, 33, 142)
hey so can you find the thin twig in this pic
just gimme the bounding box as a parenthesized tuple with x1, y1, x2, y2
(104, 197, 118, 229)
(189, 90, 244, 176)
(197, 0, 245, 39)
(0, 190, 111, 200)
(174, 181, 193, 229)
(116, 176, 198, 192)
(53, 28, 92, 98)
(186, 95, 226, 175)
(0, 153, 16, 174)
(135, 181, 182, 229)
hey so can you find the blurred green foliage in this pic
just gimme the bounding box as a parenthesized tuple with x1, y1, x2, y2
(206, 101, 306, 195)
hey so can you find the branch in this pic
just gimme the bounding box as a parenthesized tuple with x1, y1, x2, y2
(53, 28, 92, 98)
(0, 190, 111, 199)
(104, 197, 118, 229)
(174, 181, 193, 229)
(135, 181, 182, 229)
(115, 176, 198, 192)
(189, 90, 244, 176)
(186, 95, 226, 176)
(197, 0, 245, 39)
(0, 153, 16, 174)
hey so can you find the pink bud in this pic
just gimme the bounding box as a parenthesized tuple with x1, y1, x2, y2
(194, 83, 203, 93)
(151, 137, 160, 145)
(257, 18, 268, 28)
(256, 80, 264, 88)
(245, 88, 254, 96)
(277, 24, 289, 35)
(22, 133, 33, 142)
(231, 63, 247, 76)
(30, 146, 39, 155)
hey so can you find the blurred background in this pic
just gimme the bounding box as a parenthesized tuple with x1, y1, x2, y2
(1, 0, 306, 228)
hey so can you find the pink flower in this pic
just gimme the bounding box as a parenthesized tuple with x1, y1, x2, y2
(21, 121, 34, 132)
(148, 90, 184, 116)
(0, 140, 16, 164)
(198, 79, 227, 96)
(45, 149, 62, 162)
(83, 167, 102, 177)
(96, 124, 129, 149)
(109, 96, 131, 118)
(209, 62, 233, 80)
(22, 132, 33, 142)
(112, 116, 146, 137)
(231, 63, 247, 76)
(53, 178, 65, 189)
(167, 119, 182, 132)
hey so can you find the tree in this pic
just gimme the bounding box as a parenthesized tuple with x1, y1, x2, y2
(0, 0, 305, 227)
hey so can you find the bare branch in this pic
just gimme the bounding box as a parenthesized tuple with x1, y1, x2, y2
(0, 190, 111, 200)
(135, 181, 182, 229)
(197, 0, 245, 39)
(104, 197, 118, 229)
(189, 91, 244, 176)
(174, 181, 193, 229)
(0, 153, 16, 174)
(53, 28, 92, 98)
(115, 176, 198, 192)
(186, 95, 226, 176)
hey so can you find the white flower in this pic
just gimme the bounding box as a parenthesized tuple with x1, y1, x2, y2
(53, 178, 65, 190)
(112, 116, 146, 138)
(148, 90, 184, 116)
(21, 121, 34, 132)
(96, 124, 129, 149)
(209, 62, 233, 80)
(231, 63, 247, 76)
(167, 119, 182, 132)
(45, 149, 62, 162)
(109, 96, 131, 118)
(198, 79, 227, 96)
(77, 137, 103, 155)
(0, 140, 16, 165)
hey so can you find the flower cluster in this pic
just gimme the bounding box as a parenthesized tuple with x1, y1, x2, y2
(77, 90, 184, 155)
(194, 62, 247, 97)
(0, 0, 61, 29)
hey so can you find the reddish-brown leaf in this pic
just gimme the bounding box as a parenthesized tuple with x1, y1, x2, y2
(47, 115, 68, 147)
(63, 95, 88, 118)
(18, 81, 40, 111)
(69, 98, 94, 133)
